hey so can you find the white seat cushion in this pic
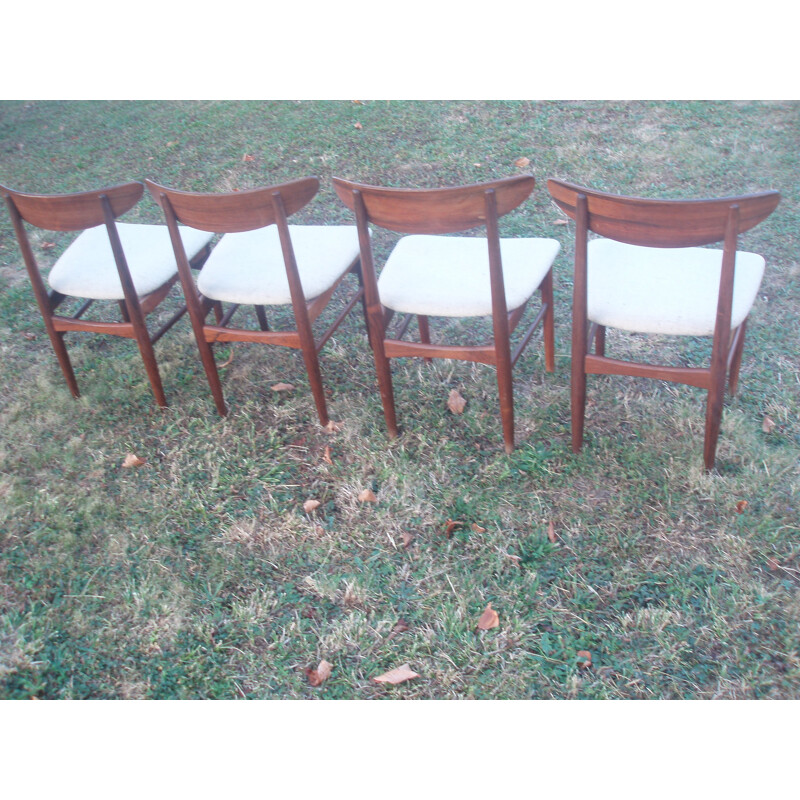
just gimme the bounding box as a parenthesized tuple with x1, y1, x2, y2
(196, 225, 360, 305)
(377, 235, 560, 317)
(48, 222, 213, 301)
(587, 239, 765, 336)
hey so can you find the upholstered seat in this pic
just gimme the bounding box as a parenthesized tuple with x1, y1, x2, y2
(587, 239, 765, 336)
(196, 224, 360, 305)
(48, 222, 214, 300)
(378, 234, 560, 318)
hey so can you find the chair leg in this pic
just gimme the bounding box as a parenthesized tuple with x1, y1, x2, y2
(298, 341, 330, 428)
(571, 318, 588, 454)
(417, 315, 432, 364)
(728, 320, 747, 396)
(496, 354, 515, 454)
(48, 329, 81, 399)
(255, 305, 270, 331)
(132, 328, 168, 408)
(703, 366, 727, 471)
(541, 268, 556, 372)
(197, 338, 228, 416)
(595, 324, 606, 357)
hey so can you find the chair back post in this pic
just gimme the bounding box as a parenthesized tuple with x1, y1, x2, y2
(708, 202, 740, 386)
(350, 188, 386, 338)
(484, 188, 510, 345)
(2, 192, 54, 322)
(100, 193, 144, 317)
(271, 189, 315, 341)
(152, 189, 208, 333)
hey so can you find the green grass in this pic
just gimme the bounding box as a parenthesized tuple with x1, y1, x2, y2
(0, 100, 798, 699)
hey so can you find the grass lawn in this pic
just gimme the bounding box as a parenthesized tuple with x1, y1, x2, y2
(0, 100, 798, 700)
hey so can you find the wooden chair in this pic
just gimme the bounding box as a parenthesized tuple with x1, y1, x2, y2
(547, 179, 780, 471)
(332, 175, 559, 453)
(145, 177, 364, 426)
(1, 181, 213, 407)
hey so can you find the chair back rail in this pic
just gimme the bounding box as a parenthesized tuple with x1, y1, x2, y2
(145, 177, 319, 233)
(0, 182, 143, 231)
(332, 175, 535, 234)
(547, 179, 780, 247)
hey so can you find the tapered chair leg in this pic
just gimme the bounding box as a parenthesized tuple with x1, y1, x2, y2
(571, 321, 588, 454)
(49, 330, 81, 399)
(728, 320, 748, 396)
(198, 339, 228, 416)
(595, 324, 606, 357)
(417, 315, 433, 364)
(495, 341, 515, 454)
(703, 369, 727, 471)
(541, 268, 556, 372)
(132, 330, 168, 408)
(299, 343, 330, 428)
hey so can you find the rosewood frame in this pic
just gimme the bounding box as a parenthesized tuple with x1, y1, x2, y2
(146, 177, 365, 427)
(1, 181, 210, 407)
(332, 174, 555, 453)
(547, 178, 780, 471)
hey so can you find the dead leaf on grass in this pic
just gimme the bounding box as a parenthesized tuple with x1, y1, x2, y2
(447, 389, 467, 415)
(303, 499, 321, 513)
(766, 557, 780, 571)
(358, 488, 378, 503)
(470, 522, 486, 534)
(444, 519, 463, 538)
(553, 219, 569, 226)
(547, 521, 557, 543)
(477, 603, 500, 630)
(577, 650, 592, 668)
(401, 531, 414, 549)
(762, 415, 776, 433)
(324, 420, 343, 434)
(242, 153, 255, 162)
(735, 500, 748, 514)
(122, 454, 145, 468)
(218, 348, 234, 368)
(322, 446, 334, 465)
(514, 156, 531, 168)
(40, 241, 56, 250)
(271, 382, 294, 392)
(373, 663, 419, 685)
(305, 659, 333, 686)
(354, 122, 363, 130)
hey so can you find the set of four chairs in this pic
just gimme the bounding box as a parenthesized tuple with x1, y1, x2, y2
(1, 174, 779, 471)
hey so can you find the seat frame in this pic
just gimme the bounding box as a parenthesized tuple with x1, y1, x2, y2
(333, 174, 555, 453)
(1, 181, 210, 407)
(146, 177, 365, 426)
(547, 178, 780, 471)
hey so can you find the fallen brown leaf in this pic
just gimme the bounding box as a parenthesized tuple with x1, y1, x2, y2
(477, 603, 500, 630)
(766, 557, 780, 571)
(553, 219, 569, 226)
(762, 415, 776, 433)
(242, 153, 255, 162)
(40, 241, 56, 250)
(470, 522, 487, 534)
(547, 521, 557, 543)
(735, 500, 749, 514)
(271, 382, 294, 392)
(514, 156, 531, 168)
(577, 650, 592, 668)
(218, 348, 234, 368)
(444, 519, 463, 538)
(373, 663, 419, 685)
(401, 531, 414, 549)
(358, 488, 378, 503)
(322, 446, 334, 465)
(122, 454, 145, 468)
(324, 420, 342, 434)
(354, 122, 363, 130)
(447, 389, 467, 415)
(303, 499, 321, 513)
(305, 659, 333, 686)
(22, 332, 36, 340)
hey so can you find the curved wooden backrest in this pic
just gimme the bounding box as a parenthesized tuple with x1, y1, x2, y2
(547, 179, 780, 247)
(0, 181, 143, 231)
(145, 177, 320, 233)
(332, 175, 536, 234)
